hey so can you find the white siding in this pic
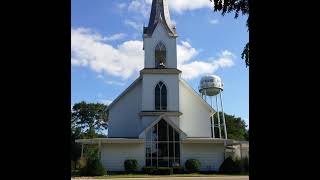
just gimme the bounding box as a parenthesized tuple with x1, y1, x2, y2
(100, 143, 145, 171)
(108, 81, 142, 137)
(142, 74, 179, 112)
(141, 116, 158, 131)
(144, 23, 177, 69)
(179, 80, 212, 137)
(181, 143, 225, 171)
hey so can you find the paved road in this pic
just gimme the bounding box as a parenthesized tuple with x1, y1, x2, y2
(72, 176, 249, 180)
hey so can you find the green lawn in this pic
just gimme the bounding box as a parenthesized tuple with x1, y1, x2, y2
(73, 173, 248, 179)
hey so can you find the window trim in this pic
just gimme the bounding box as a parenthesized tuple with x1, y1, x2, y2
(154, 42, 167, 68)
(155, 81, 167, 111)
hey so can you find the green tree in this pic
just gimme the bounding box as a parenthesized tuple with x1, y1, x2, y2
(71, 101, 108, 168)
(213, 112, 248, 140)
(244, 129, 249, 141)
(210, 0, 249, 67)
(71, 101, 108, 138)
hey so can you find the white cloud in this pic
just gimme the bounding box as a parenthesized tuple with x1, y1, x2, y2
(209, 19, 219, 25)
(71, 27, 144, 79)
(105, 81, 126, 86)
(97, 74, 104, 79)
(117, 3, 127, 10)
(127, 0, 213, 16)
(177, 40, 198, 65)
(104, 33, 127, 41)
(179, 49, 235, 80)
(100, 99, 113, 105)
(171, 19, 177, 27)
(168, 0, 213, 13)
(97, 93, 103, 98)
(72, 27, 234, 81)
(128, 0, 151, 17)
(124, 20, 142, 32)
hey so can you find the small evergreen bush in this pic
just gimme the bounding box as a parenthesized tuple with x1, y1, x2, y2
(185, 159, 201, 173)
(142, 166, 156, 174)
(124, 159, 138, 173)
(154, 167, 173, 175)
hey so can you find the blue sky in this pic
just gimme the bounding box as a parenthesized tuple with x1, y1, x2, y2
(71, 0, 249, 127)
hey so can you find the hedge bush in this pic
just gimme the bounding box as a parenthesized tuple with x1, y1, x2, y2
(219, 157, 236, 174)
(220, 157, 249, 174)
(124, 159, 138, 173)
(154, 167, 173, 175)
(233, 159, 242, 173)
(71, 160, 76, 170)
(77, 157, 87, 169)
(185, 159, 201, 173)
(173, 166, 184, 174)
(242, 157, 249, 172)
(80, 158, 106, 176)
(142, 166, 156, 174)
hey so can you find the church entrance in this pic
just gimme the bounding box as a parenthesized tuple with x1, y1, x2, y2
(145, 119, 181, 167)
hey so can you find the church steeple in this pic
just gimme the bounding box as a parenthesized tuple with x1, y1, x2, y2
(144, 0, 177, 37)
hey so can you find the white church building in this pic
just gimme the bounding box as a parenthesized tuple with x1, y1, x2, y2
(76, 0, 248, 172)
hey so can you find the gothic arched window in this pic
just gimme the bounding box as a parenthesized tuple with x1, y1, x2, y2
(155, 81, 167, 110)
(155, 42, 166, 68)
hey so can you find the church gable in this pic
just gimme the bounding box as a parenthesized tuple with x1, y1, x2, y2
(179, 79, 215, 138)
(179, 78, 215, 113)
(107, 77, 143, 138)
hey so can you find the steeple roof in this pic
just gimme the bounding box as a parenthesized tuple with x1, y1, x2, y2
(144, 0, 177, 37)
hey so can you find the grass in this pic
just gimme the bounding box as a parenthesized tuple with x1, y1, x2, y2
(72, 172, 248, 179)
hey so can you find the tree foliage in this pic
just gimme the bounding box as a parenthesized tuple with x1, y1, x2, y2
(71, 101, 108, 167)
(213, 112, 248, 140)
(71, 101, 108, 138)
(210, 0, 249, 67)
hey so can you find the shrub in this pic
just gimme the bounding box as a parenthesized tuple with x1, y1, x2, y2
(173, 166, 184, 174)
(77, 157, 87, 169)
(71, 169, 80, 176)
(236, 157, 249, 174)
(219, 157, 236, 174)
(233, 159, 242, 173)
(185, 159, 201, 173)
(124, 159, 138, 173)
(142, 166, 156, 174)
(154, 167, 173, 175)
(220, 156, 249, 174)
(80, 158, 106, 176)
(242, 157, 249, 172)
(71, 160, 76, 170)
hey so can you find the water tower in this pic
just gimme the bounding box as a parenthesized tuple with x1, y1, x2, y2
(199, 75, 227, 139)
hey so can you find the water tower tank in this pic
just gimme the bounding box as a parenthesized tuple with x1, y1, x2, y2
(199, 75, 223, 96)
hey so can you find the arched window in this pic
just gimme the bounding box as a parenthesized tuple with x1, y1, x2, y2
(155, 81, 167, 110)
(155, 42, 166, 68)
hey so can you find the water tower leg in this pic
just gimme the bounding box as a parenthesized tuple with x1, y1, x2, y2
(220, 91, 228, 139)
(211, 96, 215, 138)
(216, 95, 222, 138)
(205, 90, 207, 102)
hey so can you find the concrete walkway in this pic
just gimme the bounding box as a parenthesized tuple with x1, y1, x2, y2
(72, 176, 249, 180)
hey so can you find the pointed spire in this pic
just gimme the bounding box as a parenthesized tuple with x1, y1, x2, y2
(144, 0, 177, 37)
